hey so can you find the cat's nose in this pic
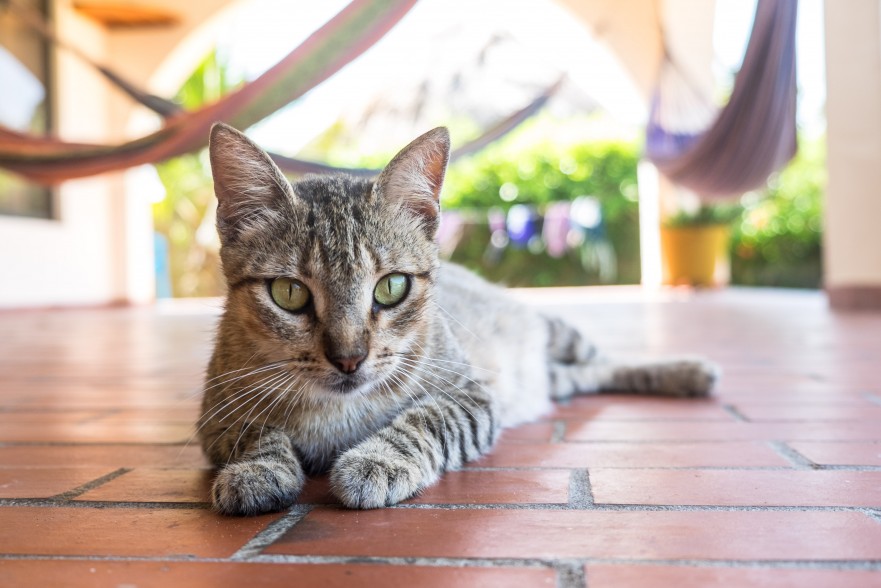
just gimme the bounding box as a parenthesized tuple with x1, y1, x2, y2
(326, 352, 367, 374)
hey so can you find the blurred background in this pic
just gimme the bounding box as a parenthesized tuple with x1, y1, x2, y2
(1, 0, 877, 309)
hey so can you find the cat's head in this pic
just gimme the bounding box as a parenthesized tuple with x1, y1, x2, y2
(208, 123, 449, 397)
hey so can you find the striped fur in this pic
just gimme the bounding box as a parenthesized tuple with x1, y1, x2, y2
(199, 124, 718, 515)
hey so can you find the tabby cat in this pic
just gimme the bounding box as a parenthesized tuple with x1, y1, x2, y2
(198, 123, 718, 515)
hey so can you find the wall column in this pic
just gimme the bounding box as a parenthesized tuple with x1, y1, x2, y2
(824, 0, 881, 309)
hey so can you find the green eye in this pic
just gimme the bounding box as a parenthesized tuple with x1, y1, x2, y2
(374, 273, 408, 306)
(270, 278, 311, 311)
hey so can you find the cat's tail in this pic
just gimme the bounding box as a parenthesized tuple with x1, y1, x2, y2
(544, 316, 718, 400)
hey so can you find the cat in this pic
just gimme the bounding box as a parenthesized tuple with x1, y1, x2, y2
(198, 123, 719, 516)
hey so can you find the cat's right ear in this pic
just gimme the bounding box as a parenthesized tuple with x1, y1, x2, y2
(208, 122, 294, 242)
(374, 127, 450, 237)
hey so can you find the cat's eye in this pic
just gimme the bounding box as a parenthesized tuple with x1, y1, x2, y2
(374, 273, 409, 307)
(270, 278, 311, 312)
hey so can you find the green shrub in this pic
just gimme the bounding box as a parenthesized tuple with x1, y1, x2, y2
(443, 138, 642, 285)
(730, 140, 825, 288)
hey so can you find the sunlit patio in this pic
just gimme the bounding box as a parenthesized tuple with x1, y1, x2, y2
(1, 287, 880, 586)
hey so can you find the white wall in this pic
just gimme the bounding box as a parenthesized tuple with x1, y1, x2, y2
(0, 0, 236, 308)
(0, 2, 123, 307)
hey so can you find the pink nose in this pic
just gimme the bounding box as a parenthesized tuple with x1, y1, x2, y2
(327, 353, 366, 374)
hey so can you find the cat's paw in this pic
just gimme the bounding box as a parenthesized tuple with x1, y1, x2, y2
(212, 459, 304, 516)
(330, 438, 428, 509)
(662, 359, 720, 397)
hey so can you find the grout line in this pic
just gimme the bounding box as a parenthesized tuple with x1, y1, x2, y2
(722, 404, 749, 422)
(1, 552, 880, 571)
(253, 555, 556, 569)
(230, 505, 312, 560)
(2, 498, 880, 514)
(0, 498, 211, 509)
(465, 465, 881, 472)
(252, 554, 881, 571)
(867, 510, 881, 526)
(567, 469, 593, 509)
(389, 503, 881, 514)
(555, 559, 587, 588)
(551, 421, 567, 444)
(50, 468, 132, 501)
(768, 441, 818, 470)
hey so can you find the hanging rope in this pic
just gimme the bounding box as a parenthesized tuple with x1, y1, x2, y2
(645, 0, 798, 198)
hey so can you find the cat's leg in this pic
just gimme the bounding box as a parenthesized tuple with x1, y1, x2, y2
(550, 356, 719, 400)
(543, 316, 718, 400)
(545, 315, 598, 364)
(201, 424, 305, 516)
(330, 382, 498, 509)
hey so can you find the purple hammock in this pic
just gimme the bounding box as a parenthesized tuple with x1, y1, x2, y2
(646, 0, 798, 198)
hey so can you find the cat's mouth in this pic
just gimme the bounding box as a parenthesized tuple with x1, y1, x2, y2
(325, 372, 370, 395)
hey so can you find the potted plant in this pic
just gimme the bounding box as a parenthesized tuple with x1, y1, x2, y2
(660, 203, 742, 287)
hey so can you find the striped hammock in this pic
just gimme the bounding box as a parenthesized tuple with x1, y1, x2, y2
(0, 0, 561, 184)
(0, 0, 417, 183)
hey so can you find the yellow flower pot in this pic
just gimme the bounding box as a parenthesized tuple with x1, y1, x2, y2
(660, 224, 731, 287)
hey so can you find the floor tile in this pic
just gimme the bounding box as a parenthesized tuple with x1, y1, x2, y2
(732, 403, 881, 421)
(472, 441, 788, 468)
(0, 422, 192, 443)
(565, 422, 881, 442)
(76, 468, 213, 503)
(0, 468, 115, 498)
(409, 470, 571, 504)
(499, 422, 556, 442)
(0, 445, 207, 468)
(788, 442, 881, 466)
(585, 565, 881, 588)
(0, 507, 277, 558)
(0, 560, 556, 588)
(553, 398, 733, 421)
(266, 508, 881, 560)
(589, 469, 881, 507)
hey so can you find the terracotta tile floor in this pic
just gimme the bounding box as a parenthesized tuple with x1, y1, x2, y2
(1, 288, 881, 587)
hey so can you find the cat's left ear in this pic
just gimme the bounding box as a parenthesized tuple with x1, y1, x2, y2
(374, 127, 450, 235)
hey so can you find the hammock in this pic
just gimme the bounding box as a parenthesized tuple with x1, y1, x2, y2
(0, 0, 561, 183)
(0, 0, 418, 183)
(646, 0, 798, 198)
(267, 78, 564, 176)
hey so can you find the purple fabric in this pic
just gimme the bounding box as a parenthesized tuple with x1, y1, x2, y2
(646, 0, 798, 198)
(542, 202, 572, 258)
(506, 205, 539, 248)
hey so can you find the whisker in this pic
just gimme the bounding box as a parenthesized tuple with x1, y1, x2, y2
(432, 301, 483, 342)
(397, 359, 481, 422)
(179, 365, 289, 459)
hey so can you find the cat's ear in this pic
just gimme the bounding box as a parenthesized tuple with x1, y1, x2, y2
(208, 122, 293, 242)
(375, 127, 450, 235)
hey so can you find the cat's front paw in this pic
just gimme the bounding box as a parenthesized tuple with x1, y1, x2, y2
(212, 459, 304, 516)
(330, 438, 429, 509)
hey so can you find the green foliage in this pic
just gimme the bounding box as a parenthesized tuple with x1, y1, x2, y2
(442, 136, 642, 285)
(730, 140, 825, 288)
(153, 50, 241, 297)
(664, 203, 743, 228)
